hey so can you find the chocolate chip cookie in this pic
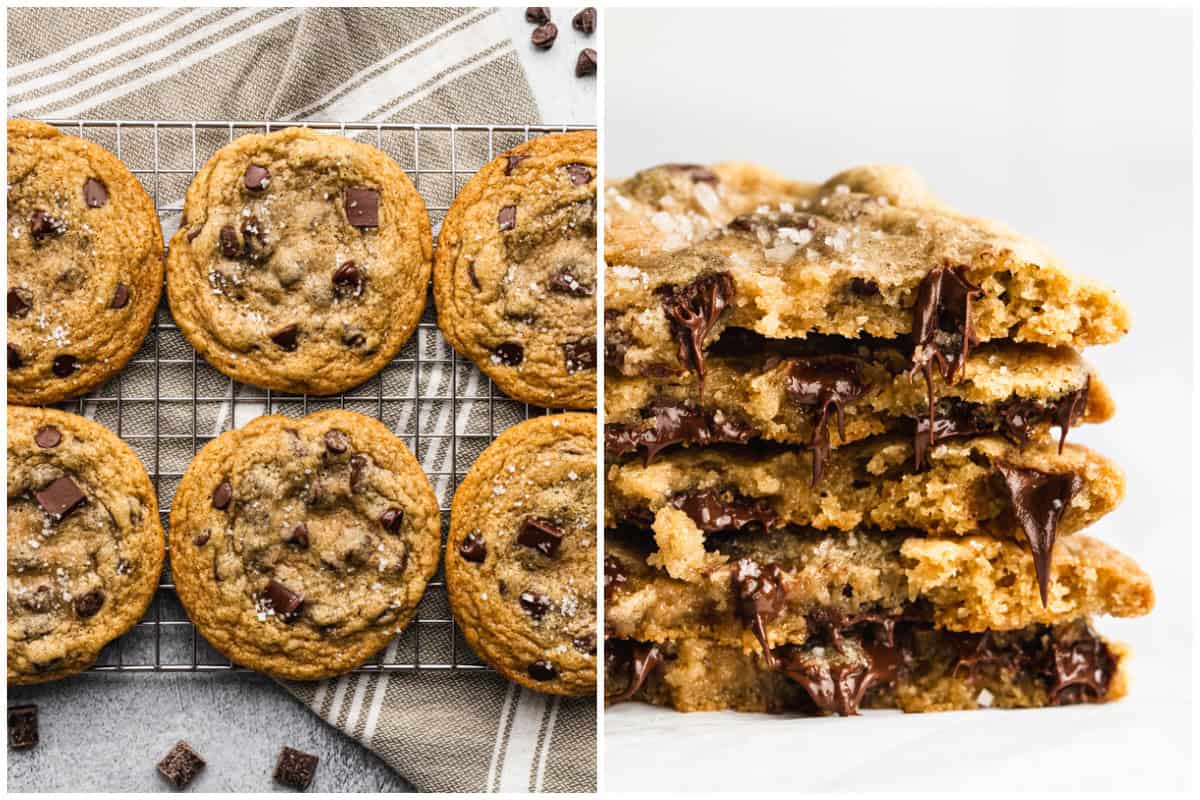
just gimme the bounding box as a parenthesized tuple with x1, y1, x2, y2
(7, 119, 164, 405)
(168, 410, 440, 680)
(8, 406, 165, 683)
(446, 413, 597, 695)
(434, 130, 597, 409)
(166, 127, 431, 395)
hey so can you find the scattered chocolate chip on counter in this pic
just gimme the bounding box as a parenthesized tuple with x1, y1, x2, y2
(274, 746, 320, 791)
(573, 7, 597, 34)
(157, 740, 206, 790)
(525, 7, 551, 24)
(531, 22, 558, 50)
(575, 47, 597, 77)
(8, 704, 39, 750)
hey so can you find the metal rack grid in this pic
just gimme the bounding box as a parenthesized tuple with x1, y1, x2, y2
(37, 119, 595, 675)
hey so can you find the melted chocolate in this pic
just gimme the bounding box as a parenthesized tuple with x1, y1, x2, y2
(992, 460, 1083, 606)
(908, 265, 983, 435)
(669, 489, 777, 534)
(604, 400, 753, 464)
(784, 356, 865, 485)
(732, 559, 786, 667)
(1044, 627, 1116, 704)
(606, 641, 664, 705)
(776, 642, 888, 717)
(658, 272, 735, 389)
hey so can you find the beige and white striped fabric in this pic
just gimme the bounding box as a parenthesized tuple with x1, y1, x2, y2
(7, 7, 595, 793)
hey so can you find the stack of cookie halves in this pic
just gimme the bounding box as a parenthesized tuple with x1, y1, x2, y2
(602, 163, 1154, 715)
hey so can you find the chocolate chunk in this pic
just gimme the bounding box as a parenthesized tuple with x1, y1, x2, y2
(993, 459, 1083, 606)
(1053, 377, 1090, 454)
(908, 265, 983, 433)
(324, 429, 349, 454)
(240, 215, 270, 261)
(575, 48, 597, 77)
(344, 187, 379, 228)
(349, 454, 369, 491)
(659, 272, 734, 388)
(497, 204, 517, 231)
(604, 555, 628, 600)
(504, 154, 528, 176)
(110, 283, 130, 309)
(186, 223, 205, 242)
(379, 508, 404, 533)
(911, 402, 990, 471)
(332, 261, 365, 297)
(605, 400, 753, 464)
(73, 588, 105, 618)
(274, 746, 319, 790)
(664, 163, 718, 183)
(785, 356, 865, 486)
(35, 476, 87, 522)
(8, 344, 22, 370)
(733, 559, 786, 667)
(218, 225, 240, 258)
(493, 341, 524, 366)
(525, 7, 550, 24)
(548, 267, 593, 297)
(519, 591, 552, 620)
(30, 210, 66, 241)
(573, 633, 597, 655)
(34, 425, 62, 448)
(52, 354, 79, 377)
(776, 644, 881, 716)
(1046, 625, 1115, 704)
(563, 337, 597, 373)
(82, 177, 109, 207)
(264, 579, 304, 621)
(607, 642, 663, 704)
(459, 532, 487, 563)
(527, 660, 557, 681)
(157, 741, 205, 790)
(271, 324, 299, 352)
(565, 163, 593, 185)
(8, 704, 38, 750)
(211, 480, 233, 510)
(518, 516, 563, 557)
(288, 523, 309, 548)
(573, 7, 597, 34)
(243, 164, 270, 191)
(848, 277, 879, 296)
(193, 531, 211, 547)
(669, 489, 776, 533)
(8, 287, 31, 318)
(531, 22, 557, 49)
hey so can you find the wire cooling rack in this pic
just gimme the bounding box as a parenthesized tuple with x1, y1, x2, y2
(37, 119, 595, 675)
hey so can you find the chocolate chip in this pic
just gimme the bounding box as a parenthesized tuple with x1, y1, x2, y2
(733, 559, 787, 667)
(459, 532, 487, 563)
(519, 591, 553, 620)
(243, 164, 270, 191)
(240, 215, 270, 261)
(993, 460, 1083, 607)
(670, 489, 776, 534)
(82, 177, 108, 208)
(659, 271, 734, 387)
(518, 517, 564, 557)
(52, 354, 79, 377)
(527, 660, 557, 681)
(211, 480, 233, 510)
(604, 555, 628, 600)
(608, 642, 664, 704)
(8, 344, 22, 370)
(497, 205, 517, 231)
(193, 531, 210, 547)
(274, 746, 319, 790)
(264, 579, 304, 621)
(573, 7, 596, 34)
(288, 523, 309, 548)
(110, 283, 130, 309)
(186, 223, 205, 242)
(30, 210, 66, 241)
(324, 430, 349, 454)
(505, 154, 528, 176)
(157, 741, 205, 790)
(332, 261, 365, 297)
(785, 356, 866, 486)
(34, 426, 62, 449)
(548, 267, 592, 297)
(218, 224, 240, 257)
(8, 704, 38, 750)
(849, 277, 879, 297)
(573, 633, 597, 655)
(563, 337, 597, 373)
(349, 454, 369, 491)
(531, 22, 557, 48)
(271, 324, 299, 351)
(604, 400, 753, 464)
(344, 187, 379, 228)
(566, 163, 593, 185)
(525, 7, 550, 23)
(8, 287, 31, 318)
(73, 588, 105, 618)
(575, 48, 597, 77)
(909, 265, 983, 431)
(35, 476, 87, 522)
(493, 341, 524, 366)
(379, 508, 404, 533)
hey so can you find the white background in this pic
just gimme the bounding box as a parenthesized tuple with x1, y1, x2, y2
(604, 7, 1193, 792)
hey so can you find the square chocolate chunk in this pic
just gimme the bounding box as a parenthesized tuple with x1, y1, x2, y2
(157, 740, 205, 790)
(274, 746, 319, 790)
(8, 704, 38, 750)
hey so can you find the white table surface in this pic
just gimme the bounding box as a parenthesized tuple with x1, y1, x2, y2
(500, 6, 597, 125)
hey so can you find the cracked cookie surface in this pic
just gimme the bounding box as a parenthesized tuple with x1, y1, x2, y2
(168, 410, 440, 680)
(435, 130, 597, 409)
(446, 413, 597, 695)
(166, 127, 431, 395)
(7, 120, 164, 405)
(8, 406, 164, 684)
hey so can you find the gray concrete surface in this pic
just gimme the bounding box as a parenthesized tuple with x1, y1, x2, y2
(7, 673, 412, 792)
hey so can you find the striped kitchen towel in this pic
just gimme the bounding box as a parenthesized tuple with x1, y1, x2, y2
(8, 7, 595, 793)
